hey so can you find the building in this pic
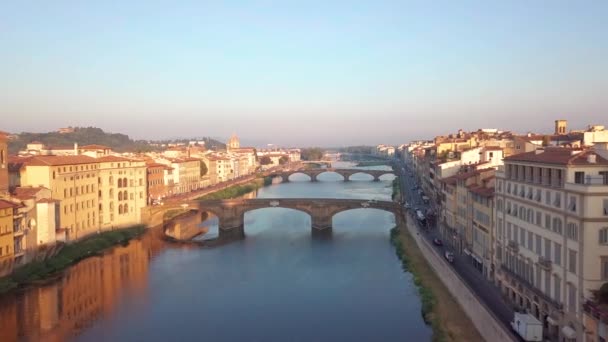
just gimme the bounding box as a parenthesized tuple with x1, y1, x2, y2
(0, 199, 17, 276)
(146, 163, 167, 204)
(494, 147, 608, 341)
(227, 133, 240, 151)
(16, 155, 100, 241)
(0, 131, 9, 195)
(97, 156, 147, 230)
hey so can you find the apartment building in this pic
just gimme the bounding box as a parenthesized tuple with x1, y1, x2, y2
(97, 156, 147, 230)
(17, 156, 100, 241)
(494, 147, 608, 341)
(0, 199, 17, 276)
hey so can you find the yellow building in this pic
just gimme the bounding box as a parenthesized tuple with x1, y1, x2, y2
(19, 155, 100, 241)
(0, 131, 9, 195)
(0, 199, 17, 276)
(97, 156, 147, 230)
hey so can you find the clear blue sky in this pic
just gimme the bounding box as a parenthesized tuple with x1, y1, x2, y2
(1, 1, 607, 147)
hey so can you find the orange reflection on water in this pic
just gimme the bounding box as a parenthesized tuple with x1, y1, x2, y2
(0, 233, 162, 342)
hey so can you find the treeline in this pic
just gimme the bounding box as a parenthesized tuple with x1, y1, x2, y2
(9, 127, 156, 154)
(300, 147, 325, 161)
(338, 146, 374, 154)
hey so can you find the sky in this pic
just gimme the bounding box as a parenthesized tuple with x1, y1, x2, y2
(1, 1, 607, 147)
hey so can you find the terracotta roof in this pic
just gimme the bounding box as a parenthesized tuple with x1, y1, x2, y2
(0, 199, 18, 209)
(146, 162, 166, 168)
(8, 156, 33, 171)
(45, 145, 74, 150)
(483, 146, 503, 151)
(468, 185, 495, 197)
(504, 148, 608, 166)
(80, 144, 111, 150)
(96, 155, 135, 163)
(22, 155, 98, 166)
(441, 176, 458, 185)
(13, 186, 48, 200)
(36, 198, 60, 204)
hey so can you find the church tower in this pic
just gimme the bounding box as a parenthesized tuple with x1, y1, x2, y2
(227, 133, 240, 151)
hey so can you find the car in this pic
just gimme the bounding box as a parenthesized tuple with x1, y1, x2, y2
(433, 238, 443, 246)
(444, 251, 454, 263)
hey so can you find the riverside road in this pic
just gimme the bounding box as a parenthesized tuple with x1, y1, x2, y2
(393, 157, 517, 339)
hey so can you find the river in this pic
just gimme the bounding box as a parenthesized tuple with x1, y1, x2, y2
(0, 162, 432, 342)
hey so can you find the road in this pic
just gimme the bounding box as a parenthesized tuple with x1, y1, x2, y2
(391, 157, 517, 339)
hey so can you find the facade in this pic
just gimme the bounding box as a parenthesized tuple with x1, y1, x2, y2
(0, 131, 8, 195)
(97, 156, 147, 230)
(494, 148, 608, 341)
(17, 155, 100, 241)
(0, 200, 16, 276)
(146, 163, 167, 203)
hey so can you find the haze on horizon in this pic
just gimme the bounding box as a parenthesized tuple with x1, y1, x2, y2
(1, 1, 607, 147)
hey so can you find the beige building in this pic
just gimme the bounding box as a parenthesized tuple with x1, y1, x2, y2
(494, 147, 608, 341)
(97, 156, 147, 230)
(17, 155, 100, 241)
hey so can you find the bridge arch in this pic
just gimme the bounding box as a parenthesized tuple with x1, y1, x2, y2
(242, 207, 313, 232)
(315, 170, 346, 181)
(347, 172, 375, 181)
(285, 172, 313, 182)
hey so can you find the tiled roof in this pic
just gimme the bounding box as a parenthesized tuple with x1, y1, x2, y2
(36, 198, 60, 204)
(80, 144, 111, 150)
(504, 148, 608, 166)
(13, 186, 48, 200)
(469, 186, 495, 197)
(0, 199, 18, 209)
(22, 155, 98, 166)
(96, 155, 134, 163)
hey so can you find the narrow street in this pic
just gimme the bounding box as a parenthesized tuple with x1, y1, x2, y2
(392, 158, 517, 339)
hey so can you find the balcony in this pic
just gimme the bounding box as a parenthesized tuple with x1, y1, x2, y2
(565, 177, 608, 194)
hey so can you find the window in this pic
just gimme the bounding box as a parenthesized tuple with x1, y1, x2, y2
(554, 193, 561, 208)
(535, 212, 542, 226)
(527, 187, 533, 200)
(514, 184, 518, 196)
(118, 192, 123, 201)
(507, 223, 512, 240)
(568, 196, 577, 212)
(520, 228, 526, 246)
(545, 270, 551, 296)
(527, 231, 533, 250)
(568, 249, 577, 274)
(118, 204, 123, 214)
(507, 182, 511, 194)
(514, 226, 519, 242)
(554, 243, 561, 266)
(602, 257, 608, 280)
(527, 209, 533, 223)
(544, 214, 551, 230)
(545, 190, 551, 205)
(544, 238, 551, 260)
(567, 223, 579, 241)
(604, 199, 608, 216)
(574, 171, 585, 184)
(124, 203, 128, 213)
(535, 234, 542, 255)
(552, 218, 562, 234)
(600, 228, 608, 245)
(568, 283, 577, 313)
(535, 189, 541, 202)
(554, 275, 561, 303)
(118, 178, 122, 187)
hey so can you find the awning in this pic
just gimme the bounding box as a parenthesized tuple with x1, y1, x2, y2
(464, 248, 471, 256)
(562, 325, 576, 339)
(546, 316, 558, 325)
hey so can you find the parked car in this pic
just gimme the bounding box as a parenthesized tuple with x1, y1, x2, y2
(444, 251, 454, 263)
(433, 238, 443, 246)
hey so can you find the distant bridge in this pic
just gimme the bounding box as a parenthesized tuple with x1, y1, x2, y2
(142, 198, 403, 238)
(300, 160, 333, 167)
(271, 168, 396, 182)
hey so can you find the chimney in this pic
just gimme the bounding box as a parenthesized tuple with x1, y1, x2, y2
(587, 154, 597, 164)
(74, 142, 78, 155)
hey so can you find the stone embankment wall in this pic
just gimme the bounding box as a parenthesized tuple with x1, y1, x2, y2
(405, 221, 516, 342)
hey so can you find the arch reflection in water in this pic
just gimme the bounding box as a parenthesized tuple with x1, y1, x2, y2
(0, 235, 158, 342)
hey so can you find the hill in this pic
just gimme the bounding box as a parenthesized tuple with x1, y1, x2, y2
(8, 127, 225, 154)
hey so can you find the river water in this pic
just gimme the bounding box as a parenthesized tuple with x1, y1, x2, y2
(0, 162, 432, 342)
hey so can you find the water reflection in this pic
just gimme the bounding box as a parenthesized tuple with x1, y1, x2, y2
(0, 235, 158, 342)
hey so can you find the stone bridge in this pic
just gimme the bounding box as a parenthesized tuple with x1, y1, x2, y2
(300, 160, 332, 167)
(272, 168, 396, 182)
(142, 198, 403, 238)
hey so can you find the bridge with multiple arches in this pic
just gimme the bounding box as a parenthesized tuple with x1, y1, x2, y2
(271, 168, 396, 182)
(143, 198, 403, 239)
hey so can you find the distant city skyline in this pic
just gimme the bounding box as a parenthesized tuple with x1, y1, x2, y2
(2, 1, 607, 146)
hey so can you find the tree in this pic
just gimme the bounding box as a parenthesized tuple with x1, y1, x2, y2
(200, 161, 208, 176)
(260, 156, 272, 165)
(279, 156, 289, 165)
(300, 147, 324, 161)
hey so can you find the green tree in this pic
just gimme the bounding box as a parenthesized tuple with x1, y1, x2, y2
(260, 156, 272, 165)
(300, 147, 324, 161)
(279, 156, 289, 165)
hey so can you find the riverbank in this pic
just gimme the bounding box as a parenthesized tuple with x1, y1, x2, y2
(391, 177, 401, 201)
(355, 161, 388, 167)
(0, 225, 146, 295)
(196, 176, 272, 200)
(390, 225, 483, 342)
